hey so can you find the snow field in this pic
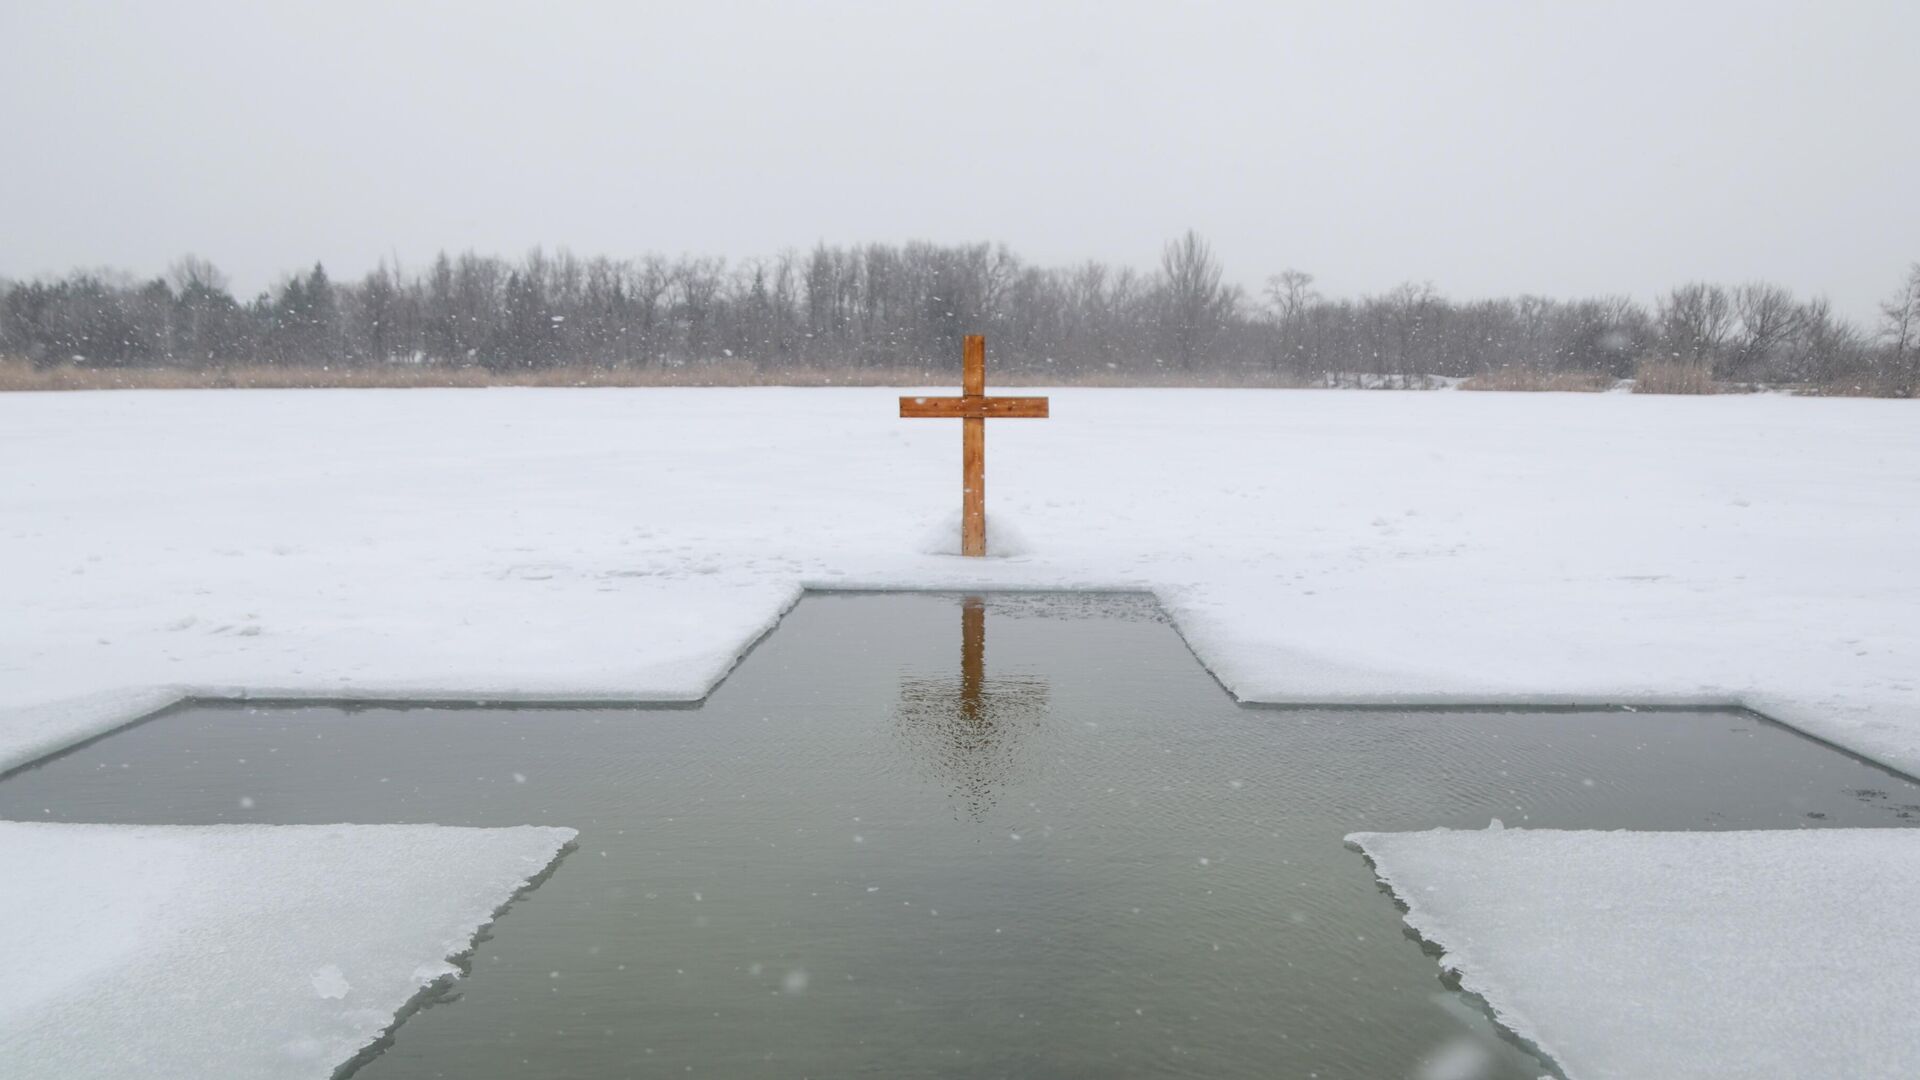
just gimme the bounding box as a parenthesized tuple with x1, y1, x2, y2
(1, 387, 1914, 773)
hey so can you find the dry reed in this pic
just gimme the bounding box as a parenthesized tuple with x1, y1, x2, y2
(1630, 358, 1717, 395)
(1458, 369, 1617, 392)
(0, 357, 1317, 392)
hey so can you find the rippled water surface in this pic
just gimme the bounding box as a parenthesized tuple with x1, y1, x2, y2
(5, 592, 1917, 1079)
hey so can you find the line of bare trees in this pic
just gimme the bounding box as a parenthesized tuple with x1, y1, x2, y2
(3, 234, 1916, 393)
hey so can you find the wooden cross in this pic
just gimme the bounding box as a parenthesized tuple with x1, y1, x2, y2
(899, 334, 1049, 556)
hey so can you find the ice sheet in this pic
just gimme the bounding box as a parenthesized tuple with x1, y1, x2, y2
(0, 821, 575, 1079)
(1348, 827, 1920, 1079)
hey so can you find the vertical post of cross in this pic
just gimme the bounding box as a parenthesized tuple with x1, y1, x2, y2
(961, 335, 987, 557)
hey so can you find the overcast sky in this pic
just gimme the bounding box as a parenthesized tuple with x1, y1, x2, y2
(3, 0, 1915, 320)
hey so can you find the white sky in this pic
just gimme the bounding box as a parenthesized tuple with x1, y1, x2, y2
(2, 0, 1915, 321)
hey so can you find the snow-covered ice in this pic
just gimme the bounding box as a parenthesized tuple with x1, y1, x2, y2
(2, 387, 1915, 772)
(1, 386, 1916, 1075)
(1347, 827, 1920, 1079)
(0, 821, 574, 1079)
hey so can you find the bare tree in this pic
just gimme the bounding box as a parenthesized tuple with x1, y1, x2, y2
(1158, 230, 1238, 369)
(163, 255, 240, 365)
(1263, 269, 1317, 323)
(354, 262, 399, 366)
(632, 255, 672, 362)
(167, 255, 227, 297)
(1725, 282, 1804, 381)
(1657, 283, 1734, 365)
(1259, 269, 1317, 376)
(1794, 297, 1865, 386)
(1376, 281, 1443, 385)
(1879, 262, 1920, 396)
(671, 257, 726, 361)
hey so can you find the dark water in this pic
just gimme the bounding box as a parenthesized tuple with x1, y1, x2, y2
(4, 592, 1917, 1080)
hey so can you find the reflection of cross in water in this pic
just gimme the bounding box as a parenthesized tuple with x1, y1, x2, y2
(959, 595, 985, 722)
(895, 596, 1048, 819)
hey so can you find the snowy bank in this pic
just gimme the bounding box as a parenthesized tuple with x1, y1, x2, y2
(2, 387, 1915, 773)
(0, 822, 574, 1080)
(1347, 827, 1920, 1079)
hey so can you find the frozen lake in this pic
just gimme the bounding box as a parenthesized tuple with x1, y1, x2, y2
(3, 592, 1915, 1078)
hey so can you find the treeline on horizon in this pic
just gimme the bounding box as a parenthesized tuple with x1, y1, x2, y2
(2, 233, 1916, 395)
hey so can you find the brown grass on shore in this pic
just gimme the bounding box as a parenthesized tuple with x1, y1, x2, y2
(8, 355, 1911, 396)
(0, 356, 1321, 392)
(1801, 375, 1919, 399)
(0, 359, 888, 391)
(1630, 358, 1717, 395)
(1458, 368, 1617, 392)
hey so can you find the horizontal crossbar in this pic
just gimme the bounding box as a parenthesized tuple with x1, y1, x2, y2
(899, 395, 1050, 419)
